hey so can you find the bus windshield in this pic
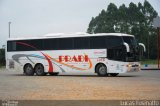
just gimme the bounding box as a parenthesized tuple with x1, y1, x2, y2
(122, 36, 139, 62)
(107, 36, 139, 62)
(122, 36, 137, 46)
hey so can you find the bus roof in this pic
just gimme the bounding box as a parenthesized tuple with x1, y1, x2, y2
(7, 33, 134, 41)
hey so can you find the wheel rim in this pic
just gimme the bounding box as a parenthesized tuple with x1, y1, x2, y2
(36, 65, 44, 75)
(26, 65, 32, 73)
(24, 64, 34, 75)
(99, 66, 107, 75)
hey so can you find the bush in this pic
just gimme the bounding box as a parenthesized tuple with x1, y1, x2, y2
(0, 49, 5, 66)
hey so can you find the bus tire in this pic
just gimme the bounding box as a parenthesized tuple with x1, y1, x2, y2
(110, 73, 119, 77)
(49, 72, 59, 76)
(34, 64, 46, 76)
(24, 64, 34, 76)
(96, 64, 108, 76)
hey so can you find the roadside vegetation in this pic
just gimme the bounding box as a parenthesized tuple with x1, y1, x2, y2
(141, 59, 157, 65)
(87, 0, 158, 60)
(0, 49, 5, 67)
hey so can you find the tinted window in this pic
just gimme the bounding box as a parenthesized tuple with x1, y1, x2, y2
(16, 40, 32, 51)
(122, 36, 137, 46)
(7, 35, 123, 51)
(74, 37, 90, 49)
(106, 36, 125, 61)
(7, 41, 16, 51)
(90, 36, 106, 49)
(107, 48, 124, 61)
(43, 39, 58, 50)
(16, 40, 43, 51)
(30, 39, 43, 50)
(59, 38, 73, 50)
(106, 36, 123, 48)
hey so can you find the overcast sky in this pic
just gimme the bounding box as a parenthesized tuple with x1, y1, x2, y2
(0, 0, 160, 47)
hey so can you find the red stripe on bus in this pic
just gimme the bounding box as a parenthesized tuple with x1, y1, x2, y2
(42, 53, 53, 73)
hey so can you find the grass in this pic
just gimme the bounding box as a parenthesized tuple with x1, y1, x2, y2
(0, 64, 5, 69)
(141, 59, 157, 65)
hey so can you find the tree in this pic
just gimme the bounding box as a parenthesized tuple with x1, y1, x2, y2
(87, 3, 118, 33)
(87, 0, 158, 59)
(117, 4, 130, 33)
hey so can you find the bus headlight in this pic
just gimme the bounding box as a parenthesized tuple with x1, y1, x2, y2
(138, 64, 141, 71)
(127, 64, 132, 67)
(127, 64, 132, 71)
(138, 64, 141, 67)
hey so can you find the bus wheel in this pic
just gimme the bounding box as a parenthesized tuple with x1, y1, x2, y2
(96, 64, 108, 76)
(110, 73, 119, 77)
(24, 64, 34, 76)
(49, 72, 59, 76)
(35, 64, 46, 76)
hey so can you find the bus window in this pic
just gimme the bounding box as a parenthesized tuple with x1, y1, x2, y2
(14, 39, 43, 51)
(29, 39, 43, 50)
(122, 36, 137, 46)
(16, 40, 33, 51)
(107, 49, 124, 61)
(73, 37, 90, 49)
(106, 36, 124, 61)
(43, 39, 59, 50)
(90, 36, 106, 49)
(106, 36, 123, 48)
(59, 38, 73, 50)
(7, 41, 16, 51)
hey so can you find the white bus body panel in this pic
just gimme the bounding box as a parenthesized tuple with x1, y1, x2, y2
(6, 49, 140, 74)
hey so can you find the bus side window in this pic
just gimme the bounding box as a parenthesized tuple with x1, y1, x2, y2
(105, 36, 123, 48)
(7, 41, 16, 51)
(106, 36, 123, 61)
(30, 39, 43, 50)
(43, 39, 59, 50)
(107, 49, 113, 59)
(73, 37, 90, 49)
(59, 38, 73, 50)
(16, 40, 34, 51)
(90, 36, 106, 49)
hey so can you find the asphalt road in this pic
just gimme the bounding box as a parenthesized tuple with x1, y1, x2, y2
(0, 68, 160, 100)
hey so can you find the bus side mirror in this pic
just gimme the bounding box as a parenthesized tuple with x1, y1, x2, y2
(123, 42, 130, 52)
(138, 43, 146, 52)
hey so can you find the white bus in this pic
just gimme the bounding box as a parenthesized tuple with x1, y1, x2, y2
(6, 33, 145, 76)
